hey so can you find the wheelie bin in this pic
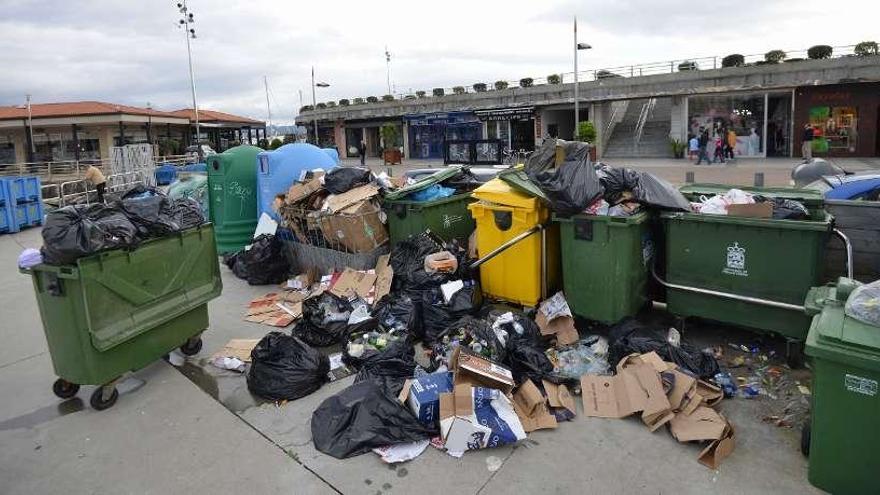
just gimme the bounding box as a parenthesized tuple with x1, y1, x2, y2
(556, 211, 654, 323)
(803, 278, 880, 494)
(21, 224, 222, 410)
(207, 145, 262, 254)
(658, 184, 833, 342)
(383, 166, 475, 246)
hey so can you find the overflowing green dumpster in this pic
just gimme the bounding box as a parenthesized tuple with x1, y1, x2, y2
(556, 211, 653, 323)
(207, 145, 262, 254)
(383, 166, 476, 245)
(660, 184, 832, 341)
(22, 224, 222, 410)
(804, 278, 880, 494)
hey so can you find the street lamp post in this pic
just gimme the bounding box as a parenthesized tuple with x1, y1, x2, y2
(311, 66, 330, 146)
(177, 1, 200, 145)
(573, 16, 592, 139)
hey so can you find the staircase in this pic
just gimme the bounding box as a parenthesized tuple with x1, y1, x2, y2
(603, 97, 672, 158)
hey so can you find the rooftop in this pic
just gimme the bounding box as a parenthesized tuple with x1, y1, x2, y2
(0, 100, 264, 126)
(169, 108, 264, 125)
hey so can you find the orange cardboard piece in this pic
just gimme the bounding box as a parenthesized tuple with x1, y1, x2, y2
(212, 339, 260, 362)
(535, 312, 579, 347)
(698, 422, 736, 469)
(275, 301, 303, 320)
(449, 347, 514, 393)
(261, 311, 295, 327)
(543, 380, 576, 416)
(669, 406, 728, 442)
(727, 202, 773, 218)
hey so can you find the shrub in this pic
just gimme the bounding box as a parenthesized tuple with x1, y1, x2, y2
(452, 86, 466, 95)
(382, 94, 394, 101)
(325, 101, 336, 107)
(855, 41, 879, 56)
(269, 138, 283, 150)
(678, 60, 698, 71)
(366, 96, 379, 103)
(494, 80, 509, 90)
(547, 74, 561, 84)
(415, 90, 426, 98)
(764, 50, 787, 63)
(380, 124, 399, 148)
(352, 97, 365, 105)
(338, 99, 350, 106)
(473, 82, 487, 92)
(519, 77, 534, 88)
(432, 88, 445, 97)
(575, 121, 596, 143)
(257, 138, 269, 149)
(299, 105, 313, 112)
(315, 102, 327, 109)
(808, 45, 833, 59)
(721, 54, 744, 68)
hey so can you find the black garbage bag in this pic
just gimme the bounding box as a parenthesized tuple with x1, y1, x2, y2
(120, 184, 162, 199)
(372, 294, 422, 338)
(421, 284, 482, 344)
(353, 340, 418, 397)
(171, 197, 206, 230)
(486, 311, 554, 384)
(41, 204, 139, 265)
(608, 318, 720, 379)
(525, 142, 602, 217)
(119, 195, 181, 239)
(599, 166, 690, 211)
(225, 234, 290, 285)
(312, 380, 436, 459)
(771, 199, 809, 220)
(292, 292, 353, 347)
(324, 167, 372, 194)
(246, 332, 330, 401)
(389, 232, 451, 291)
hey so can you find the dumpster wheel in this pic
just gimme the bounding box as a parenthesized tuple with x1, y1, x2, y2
(90, 385, 119, 411)
(179, 336, 203, 356)
(52, 379, 80, 400)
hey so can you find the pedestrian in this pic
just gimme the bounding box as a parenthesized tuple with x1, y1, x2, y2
(696, 128, 710, 165)
(84, 164, 107, 203)
(357, 140, 367, 166)
(801, 124, 814, 161)
(726, 128, 737, 160)
(713, 135, 726, 164)
(688, 134, 699, 161)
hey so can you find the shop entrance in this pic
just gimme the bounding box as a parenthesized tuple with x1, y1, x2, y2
(511, 118, 535, 152)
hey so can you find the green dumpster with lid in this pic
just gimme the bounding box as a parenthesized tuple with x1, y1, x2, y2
(804, 278, 880, 494)
(383, 166, 476, 246)
(22, 224, 222, 410)
(659, 184, 833, 341)
(555, 211, 654, 323)
(207, 145, 262, 254)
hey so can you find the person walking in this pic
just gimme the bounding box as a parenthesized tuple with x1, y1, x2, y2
(726, 128, 737, 160)
(696, 128, 710, 165)
(357, 140, 367, 166)
(688, 134, 699, 161)
(801, 124, 814, 161)
(84, 165, 107, 203)
(712, 135, 726, 164)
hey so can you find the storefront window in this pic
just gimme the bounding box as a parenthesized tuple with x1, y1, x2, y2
(0, 142, 14, 164)
(809, 106, 858, 154)
(688, 94, 765, 157)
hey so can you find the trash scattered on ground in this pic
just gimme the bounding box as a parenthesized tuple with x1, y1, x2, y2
(373, 439, 430, 464)
(211, 339, 259, 371)
(546, 335, 610, 379)
(609, 318, 720, 379)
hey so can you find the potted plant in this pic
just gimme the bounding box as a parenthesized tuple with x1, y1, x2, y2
(721, 54, 744, 68)
(299, 105, 313, 112)
(678, 60, 698, 71)
(596, 70, 621, 79)
(808, 45, 833, 59)
(473, 82, 487, 92)
(339, 99, 350, 106)
(519, 77, 534, 88)
(415, 90, 427, 98)
(432, 88, 445, 97)
(380, 124, 402, 165)
(494, 80, 509, 90)
(404, 94, 416, 100)
(855, 41, 879, 56)
(381, 94, 394, 102)
(366, 96, 379, 103)
(452, 86, 466, 95)
(315, 102, 327, 109)
(353, 97, 365, 105)
(669, 138, 686, 159)
(326, 101, 336, 107)
(764, 50, 787, 64)
(269, 138, 283, 150)
(575, 121, 598, 161)
(547, 74, 561, 84)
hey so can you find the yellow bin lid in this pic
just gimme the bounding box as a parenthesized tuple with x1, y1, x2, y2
(471, 178, 538, 210)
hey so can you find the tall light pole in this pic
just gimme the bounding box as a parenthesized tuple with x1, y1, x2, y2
(385, 46, 393, 95)
(573, 16, 591, 139)
(177, 1, 200, 144)
(311, 66, 330, 146)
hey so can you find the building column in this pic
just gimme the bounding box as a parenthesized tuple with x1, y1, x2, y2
(72, 124, 81, 161)
(145, 121, 153, 146)
(402, 122, 410, 159)
(334, 119, 346, 155)
(590, 103, 604, 158)
(24, 119, 35, 162)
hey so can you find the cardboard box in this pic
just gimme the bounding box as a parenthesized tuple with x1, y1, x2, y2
(373, 255, 393, 301)
(727, 202, 772, 218)
(399, 372, 454, 427)
(535, 312, 579, 347)
(286, 177, 324, 204)
(698, 423, 736, 469)
(669, 406, 729, 442)
(449, 347, 515, 393)
(543, 380, 576, 416)
(326, 184, 380, 213)
(439, 384, 526, 452)
(512, 380, 557, 432)
(580, 363, 670, 419)
(319, 200, 389, 253)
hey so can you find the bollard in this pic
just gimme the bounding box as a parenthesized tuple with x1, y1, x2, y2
(386, 167, 392, 177)
(685, 171, 695, 184)
(754, 172, 764, 187)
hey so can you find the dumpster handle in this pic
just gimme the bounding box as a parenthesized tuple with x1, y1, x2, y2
(541, 226, 547, 300)
(469, 223, 548, 271)
(651, 264, 805, 313)
(832, 228, 854, 280)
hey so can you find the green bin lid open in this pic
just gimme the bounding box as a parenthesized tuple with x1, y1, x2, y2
(806, 279, 880, 372)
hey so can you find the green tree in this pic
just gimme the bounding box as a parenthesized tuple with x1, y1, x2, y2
(576, 121, 596, 143)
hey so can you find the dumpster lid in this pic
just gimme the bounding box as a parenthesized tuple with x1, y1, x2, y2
(806, 280, 880, 372)
(678, 183, 825, 208)
(471, 178, 539, 209)
(497, 169, 549, 202)
(384, 166, 464, 201)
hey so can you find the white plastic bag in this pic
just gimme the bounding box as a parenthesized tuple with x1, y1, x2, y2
(845, 280, 880, 327)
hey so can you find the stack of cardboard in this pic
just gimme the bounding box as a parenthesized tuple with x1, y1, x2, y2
(581, 351, 735, 468)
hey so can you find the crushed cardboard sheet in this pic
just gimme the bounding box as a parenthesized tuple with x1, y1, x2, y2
(535, 292, 579, 347)
(212, 339, 260, 362)
(244, 292, 304, 328)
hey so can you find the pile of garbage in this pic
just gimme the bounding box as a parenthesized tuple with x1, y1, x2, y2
(39, 186, 206, 265)
(689, 188, 810, 220)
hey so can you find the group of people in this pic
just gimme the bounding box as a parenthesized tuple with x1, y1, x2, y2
(689, 127, 737, 165)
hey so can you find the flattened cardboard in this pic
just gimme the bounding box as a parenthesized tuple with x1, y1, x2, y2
(669, 406, 728, 442)
(286, 177, 323, 204)
(616, 352, 670, 374)
(513, 380, 557, 432)
(581, 364, 669, 419)
(535, 312, 579, 347)
(212, 339, 260, 362)
(727, 202, 773, 218)
(329, 268, 361, 298)
(667, 369, 698, 411)
(374, 255, 393, 301)
(696, 380, 724, 407)
(275, 301, 303, 320)
(543, 380, 576, 416)
(449, 347, 515, 393)
(326, 184, 380, 213)
(513, 380, 544, 416)
(355, 271, 377, 300)
(698, 423, 736, 469)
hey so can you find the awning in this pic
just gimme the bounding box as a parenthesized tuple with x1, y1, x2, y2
(475, 107, 534, 121)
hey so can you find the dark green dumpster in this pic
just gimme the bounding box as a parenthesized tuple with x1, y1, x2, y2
(804, 278, 880, 494)
(556, 211, 653, 323)
(383, 166, 476, 245)
(207, 145, 262, 254)
(22, 224, 222, 410)
(659, 184, 832, 341)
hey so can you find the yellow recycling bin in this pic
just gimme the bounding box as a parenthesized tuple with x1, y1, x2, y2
(468, 179, 559, 307)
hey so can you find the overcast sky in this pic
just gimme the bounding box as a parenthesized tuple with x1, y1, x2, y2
(0, 0, 875, 123)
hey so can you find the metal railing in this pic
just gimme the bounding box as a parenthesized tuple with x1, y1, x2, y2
(0, 154, 195, 182)
(633, 98, 656, 151)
